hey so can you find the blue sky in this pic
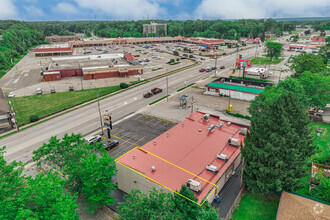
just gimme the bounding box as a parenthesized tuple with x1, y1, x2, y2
(1, 0, 330, 21)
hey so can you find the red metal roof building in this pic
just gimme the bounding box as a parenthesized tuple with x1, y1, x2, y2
(116, 112, 247, 204)
(34, 43, 73, 57)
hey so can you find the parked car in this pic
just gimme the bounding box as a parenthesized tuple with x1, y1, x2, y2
(133, 54, 140, 57)
(151, 88, 162, 94)
(8, 92, 15, 98)
(105, 140, 119, 151)
(166, 61, 171, 64)
(143, 92, 153, 98)
(50, 88, 56, 94)
(220, 66, 225, 69)
(199, 68, 206, 72)
(85, 135, 102, 145)
(206, 68, 212, 72)
(69, 85, 74, 91)
(212, 67, 216, 70)
(201, 57, 205, 60)
(36, 88, 43, 95)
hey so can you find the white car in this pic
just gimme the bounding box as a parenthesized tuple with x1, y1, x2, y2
(8, 92, 15, 98)
(85, 135, 102, 145)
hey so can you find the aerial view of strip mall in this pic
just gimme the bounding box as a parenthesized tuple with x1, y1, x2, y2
(0, 0, 329, 219)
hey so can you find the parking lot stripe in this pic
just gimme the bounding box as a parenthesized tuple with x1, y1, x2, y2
(144, 117, 157, 125)
(114, 137, 144, 158)
(113, 129, 124, 136)
(133, 114, 145, 121)
(151, 119, 164, 127)
(119, 135, 137, 145)
(118, 132, 131, 139)
(159, 122, 169, 128)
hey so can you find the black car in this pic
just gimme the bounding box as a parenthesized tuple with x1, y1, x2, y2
(50, 88, 56, 93)
(105, 140, 119, 151)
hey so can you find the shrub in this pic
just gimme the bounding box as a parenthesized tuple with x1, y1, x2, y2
(170, 59, 175, 63)
(30, 115, 39, 122)
(176, 58, 180, 61)
(222, 53, 226, 55)
(189, 55, 194, 58)
(227, 44, 232, 48)
(120, 83, 129, 89)
(183, 54, 188, 57)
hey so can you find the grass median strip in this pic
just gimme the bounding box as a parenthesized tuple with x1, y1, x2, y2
(177, 83, 196, 92)
(149, 95, 170, 105)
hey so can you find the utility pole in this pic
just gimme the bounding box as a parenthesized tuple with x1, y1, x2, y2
(96, 90, 103, 135)
(191, 96, 195, 114)
(8, 101, 19, 131)
(214, 55, 217, 77)
(166, 76, 169, 102)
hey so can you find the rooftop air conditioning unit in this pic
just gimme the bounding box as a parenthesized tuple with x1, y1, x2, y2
(216, 121, 224, 128)
(240, 128, 247, 136)
(228, 137, 239, 148)
(206, 164, 218, 173)
(203, 114, 210, 122)
(186, 179, 202, 193)
(217, 153, 228, 162)
(208, 124, 215, 132)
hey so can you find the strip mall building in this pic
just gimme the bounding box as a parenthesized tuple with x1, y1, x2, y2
(116, 112, 247, 204)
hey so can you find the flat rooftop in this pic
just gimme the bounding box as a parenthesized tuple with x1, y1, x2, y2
(36, 43, 71, 49)
(206, 82, 265, 94)
(48, 54, 129, 71)
(116, 111, 246, 203)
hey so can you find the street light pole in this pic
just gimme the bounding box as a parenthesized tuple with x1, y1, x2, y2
(166, 76, 169, 102)
(96, 90, 103, 135)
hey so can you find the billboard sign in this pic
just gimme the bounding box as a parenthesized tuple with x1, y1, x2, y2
(236, 59, 251, 67)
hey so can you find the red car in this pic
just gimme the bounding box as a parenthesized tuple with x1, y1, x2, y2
(220, 66, 225, 69)
(133, 54, 140, 57)
(199, 68, 206, 72)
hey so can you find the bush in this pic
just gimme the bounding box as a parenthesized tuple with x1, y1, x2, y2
(183, 54, 188, 57)
(170, 59, 175, 63)
(227, 44, 232, 48)
(30, 115, 39, 122)
(120, 83, 129, 89)
(222, 53, 227, 55)
(189, 55, 194, 58)
(176, 58, 180, 61)
(173, 51, 179, 56)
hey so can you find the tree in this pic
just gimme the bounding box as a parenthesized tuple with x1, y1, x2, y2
(298, 71, 330, 108)
(290, 53, 327, 77)
(290, 35, 299, 42)
(0, 147, 79, 219)
(123, 32, 131, 37)
(32, 133, 117, 213)
(260, 32, 265, 42)
(304, 30, 311, 35)
(310, 174, 330, 203)
(148, 33, 156, 37)
(242, 86, 314, 194)
(133, 32, 142, 38)
(158, 27, 166, 36)
(118, 186, 219, 220)
(173, 51, 179, 56)
(318, 46, 329, 64)
(265, 42, 282, 61)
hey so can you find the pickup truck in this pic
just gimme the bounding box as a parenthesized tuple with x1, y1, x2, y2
(151, 88, 162, 94)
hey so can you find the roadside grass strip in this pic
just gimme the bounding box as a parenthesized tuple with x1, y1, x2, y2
(176, 83, 196, 92)
(149, 95, 170, 105)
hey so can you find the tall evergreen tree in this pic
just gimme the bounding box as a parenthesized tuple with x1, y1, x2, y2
(242, 86, 314, 194)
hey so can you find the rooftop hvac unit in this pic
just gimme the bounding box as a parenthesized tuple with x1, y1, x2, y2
(206, 164, 218, 173)
(217, 153, 228, 162)
(186, 179, 202, 193)
(203, 114, 210, 122)
(208, 124, 215, 133)
(228, 137, 240, 148)
(216, 121, 224, 128)
(240, 128, 247, 136)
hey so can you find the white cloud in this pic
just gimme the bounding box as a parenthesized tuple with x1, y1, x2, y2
(53, 2, 79, 15)
(73, 0, 165, 19)
(195, 0, 330, 19)
(24, 5, 45, 18)
(0, 0, 18, 19)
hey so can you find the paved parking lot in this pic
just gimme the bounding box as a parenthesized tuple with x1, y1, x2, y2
(99, 113, 176, 159)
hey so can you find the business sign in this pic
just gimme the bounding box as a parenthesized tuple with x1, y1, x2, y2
(236, 59, 251, 67)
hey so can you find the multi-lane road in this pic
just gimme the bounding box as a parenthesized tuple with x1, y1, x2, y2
(1, 46, 259, 163)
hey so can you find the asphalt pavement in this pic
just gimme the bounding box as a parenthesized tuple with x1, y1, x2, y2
(0, 46, 258, 163)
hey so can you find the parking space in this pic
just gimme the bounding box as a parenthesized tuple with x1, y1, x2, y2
(101, 113, 176, 159)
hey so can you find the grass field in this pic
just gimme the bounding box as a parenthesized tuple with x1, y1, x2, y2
(10, 86, 121, 126)
(266, 38, 277, 42)
(231, 191, 280, 220)
(251, 57, 283, 65)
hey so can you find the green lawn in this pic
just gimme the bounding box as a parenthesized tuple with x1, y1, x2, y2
(251, 57, 283, 65)
(266, 38, 277, 42)
(9, 86, 121, 126)
(231, 191, 280, 220)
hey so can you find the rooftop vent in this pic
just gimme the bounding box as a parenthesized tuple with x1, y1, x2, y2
(206, 164, 218, 173)
(228, 137, 239, 148)
(217, 153, 228, 162)
(133, 155, 136, 159)
(203, 114, 210, 122)
(227, 122, 231, 126)
(208, 124, 215, 133)
(151, 166, 156, 172)
(216, 121, 223, 128)
(240, 128, 247, 136)
(186, 179, 201, 193)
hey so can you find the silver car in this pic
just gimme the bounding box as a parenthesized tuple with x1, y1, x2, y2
(85, 135, 102, 145)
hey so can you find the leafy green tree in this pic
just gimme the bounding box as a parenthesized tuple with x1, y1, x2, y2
(318, 46, 329, 64)
(148, 33, 156, 37)
(0, 147, 79, 219)
(158, 27, 166, 36)
(298, 71, 330, 108)
(173, 51, 179, 56)
(290, 35, 299, 42)
(260, 32, 265, 42)
(133, 32, 142, 38)
(242, 86, 314, 194)
(265, 42, 282, 61)
(310, 174, 330, 203)
(32, 133, 117, 213)
(123, 32, 131, 37)
(174, 185, 200, 219)
(290, 53, 327, 77)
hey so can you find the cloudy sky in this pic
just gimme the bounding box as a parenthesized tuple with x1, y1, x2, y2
(1, 0, 329, 21)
